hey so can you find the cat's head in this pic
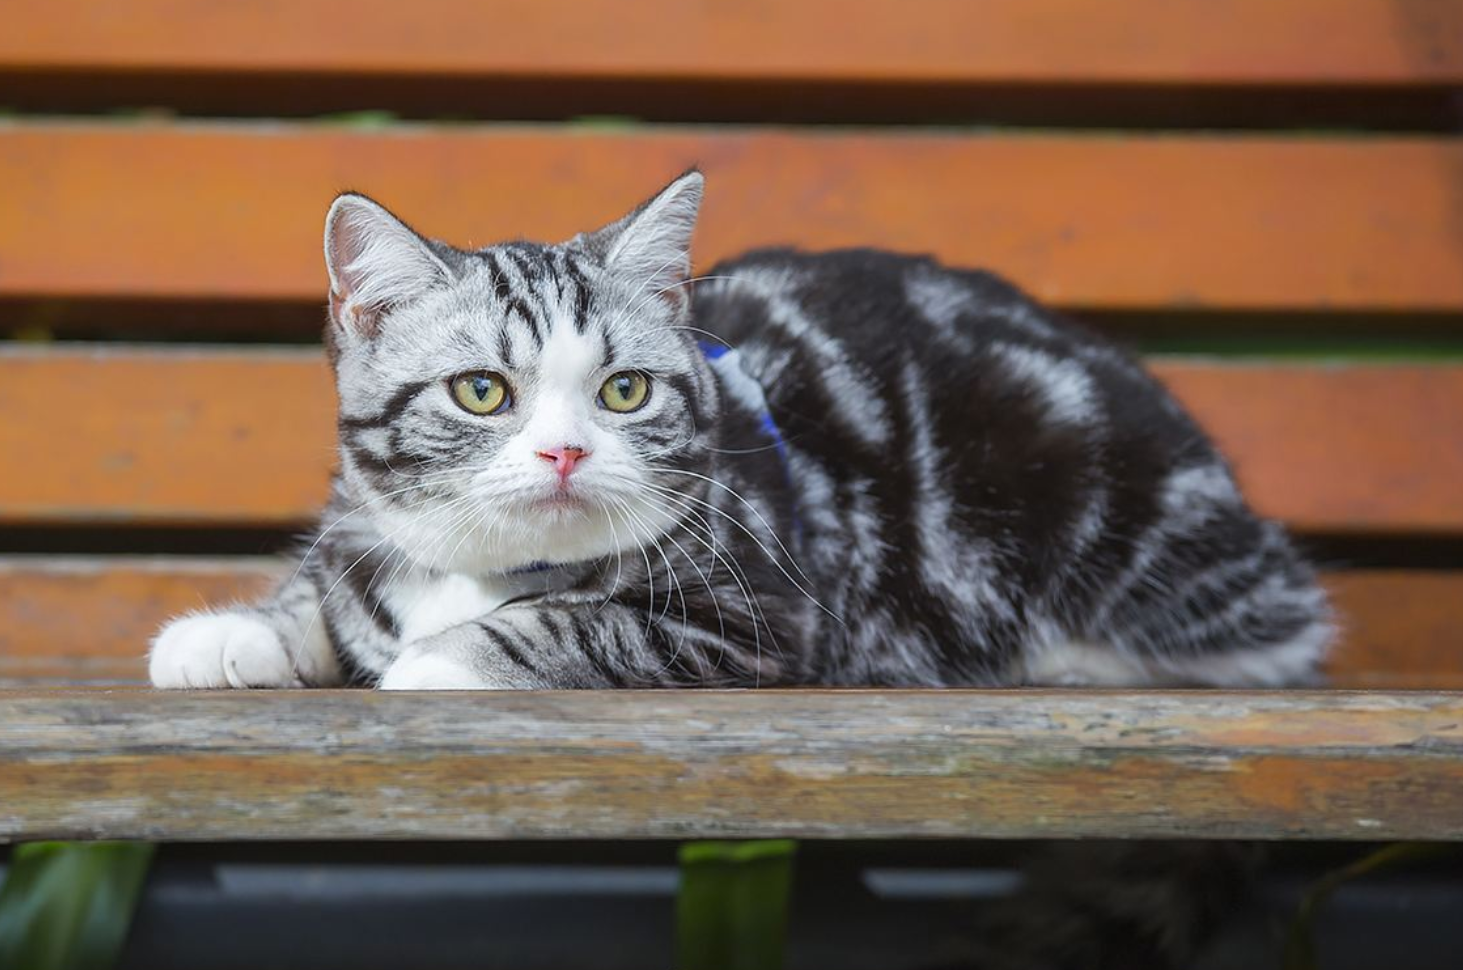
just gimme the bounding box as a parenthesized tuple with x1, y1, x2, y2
(322, 171, 718, 575)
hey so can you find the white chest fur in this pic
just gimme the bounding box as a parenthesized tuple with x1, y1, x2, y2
(386, 570, 545, 644)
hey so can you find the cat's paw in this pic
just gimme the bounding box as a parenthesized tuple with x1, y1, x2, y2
(378, 648, 492, 690)
(150, 613, 302, 689)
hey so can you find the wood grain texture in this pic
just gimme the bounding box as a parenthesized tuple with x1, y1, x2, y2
(2, 560, 1457, 689)
(5, 0, 1459, 84)
(2, 689, 1461, 842)
(4, 125, 1462, 312)
(1150, 362, 1463, 535)
(0, 349, 331, 526)
(1324, 571, 1463, 689)
(3, 348, 1459, 534)
(0, 558, 277, 687)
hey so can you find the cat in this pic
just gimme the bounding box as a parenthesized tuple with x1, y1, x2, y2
(149, 169, 1332, 692)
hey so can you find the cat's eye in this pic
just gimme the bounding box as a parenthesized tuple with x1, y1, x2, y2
(598, 371, 651, 413)
(450, 371, 512, 415)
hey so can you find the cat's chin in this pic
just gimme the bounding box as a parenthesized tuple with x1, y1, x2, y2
(409, 506, 648, 575)
(516, 497, 681, 571)
(527, 492, 592, 515)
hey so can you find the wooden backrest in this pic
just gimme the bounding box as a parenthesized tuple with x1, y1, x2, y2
(2, 1, 1461, 689)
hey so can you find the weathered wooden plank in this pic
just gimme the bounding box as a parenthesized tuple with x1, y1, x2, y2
(3, 125, 1461, 312)
(3, 348, 1459, 534)
(5, 0, 1459, 85)
(2, 560, 1455, 689)
(0, 349, 326, 526)
(2, 690, 1460, 842)
(0, 558, 277, 687)
(1151, 362, 1463, 535)
(1324, 572, 1463, 689)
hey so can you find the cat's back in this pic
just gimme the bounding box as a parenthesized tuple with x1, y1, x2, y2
(693, 248, 1328, 687)
(698, 246, 1047, 359)
(699, 246, 1132, 376)
(694, 247, 1197, 459)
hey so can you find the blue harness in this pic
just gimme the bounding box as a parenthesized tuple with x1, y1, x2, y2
(698, 340, 802, 544)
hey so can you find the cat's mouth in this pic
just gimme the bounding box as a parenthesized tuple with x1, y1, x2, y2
(529, 491, 592, 515)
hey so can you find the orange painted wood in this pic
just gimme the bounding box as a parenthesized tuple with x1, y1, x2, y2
(3, 125, 1462, 313)
(0, 558, 277, 687)
(0, 349, 1459, 534)
(1325, 571, 1463, 689)
(1153, 362, 1463, 536)
(5, 0, 1460, 85)
(0, 559, 1454, 688)
(0, 349, 335, 527)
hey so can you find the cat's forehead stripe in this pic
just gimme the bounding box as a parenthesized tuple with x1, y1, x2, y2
(496, 324, 515, 370)
(563, 256, 594, 334)
(481, 245, 605, 348)
(600, 329, 617, 370)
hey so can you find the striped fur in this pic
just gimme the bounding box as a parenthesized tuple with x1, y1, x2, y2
(150, 171, 1331, 691)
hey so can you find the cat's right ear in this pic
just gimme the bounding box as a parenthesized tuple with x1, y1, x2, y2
(324, 193, 452, 337)
(574, 170, 704, 309)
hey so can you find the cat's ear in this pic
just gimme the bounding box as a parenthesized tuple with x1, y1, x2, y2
(578, 169, 703, 306)
(324, 192, 452, 337)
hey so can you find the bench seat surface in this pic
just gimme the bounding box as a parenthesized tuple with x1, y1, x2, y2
(3, 689, 1462, 843)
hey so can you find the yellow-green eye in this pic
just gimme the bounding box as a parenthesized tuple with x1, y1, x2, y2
(598, 371, 650, 413)
(450, 371, 511, 415)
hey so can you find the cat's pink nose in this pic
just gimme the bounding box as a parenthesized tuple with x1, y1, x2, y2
(536, 445, 589, 482)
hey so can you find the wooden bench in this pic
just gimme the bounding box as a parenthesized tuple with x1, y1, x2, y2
(3, 0, 1463, 856)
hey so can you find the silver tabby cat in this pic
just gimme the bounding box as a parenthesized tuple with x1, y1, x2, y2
(151, 171, 1331, 690)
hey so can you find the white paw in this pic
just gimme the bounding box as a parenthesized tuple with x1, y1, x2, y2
(150, 613, 302, 689)
(378, 650, 491, 690)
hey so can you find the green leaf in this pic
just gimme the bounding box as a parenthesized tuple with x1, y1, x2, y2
(316, 110, 400, 128)
(677, 840, 797, 970)
(0, 842, 155, 970)
(1282, 843, 1456, 970)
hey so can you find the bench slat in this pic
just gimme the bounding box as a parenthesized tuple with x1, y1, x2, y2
(3, 689, 1461, 842)
(3, 349, 1458, 534)
(0, 559, 277, 687)
(1, 559, 1454, 689)
(6, 0, 1459, 85)
(4, 125, 1461, 312)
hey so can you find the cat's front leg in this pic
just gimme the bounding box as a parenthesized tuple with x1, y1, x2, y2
(150, 569, 344, 689)
(378, 601, 672, 690)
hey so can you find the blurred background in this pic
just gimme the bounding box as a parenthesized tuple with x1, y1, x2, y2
(1, 1, 1462, 967)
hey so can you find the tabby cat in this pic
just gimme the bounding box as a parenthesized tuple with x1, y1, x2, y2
(150, 170, 1331, 692)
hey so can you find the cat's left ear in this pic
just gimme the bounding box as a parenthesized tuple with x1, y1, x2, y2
(577, 169, 704, 306)
(324, 192, 453, 338)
